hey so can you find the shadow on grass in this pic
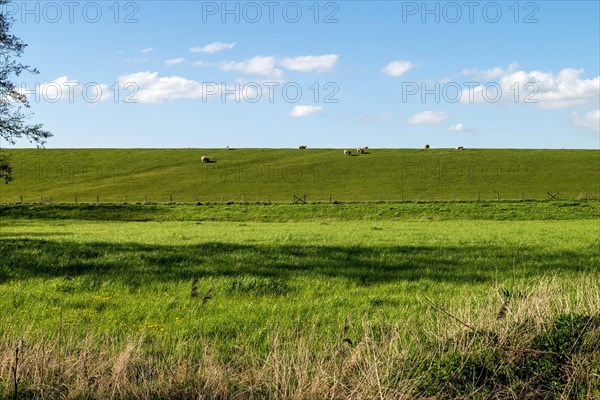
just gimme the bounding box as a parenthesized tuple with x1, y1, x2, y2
(0, 237, 595, 287)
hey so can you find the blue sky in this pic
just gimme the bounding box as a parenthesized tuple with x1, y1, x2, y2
(4, 0, 600, 148)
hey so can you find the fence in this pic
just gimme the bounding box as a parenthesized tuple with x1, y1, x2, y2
(0, 191, 597, 205)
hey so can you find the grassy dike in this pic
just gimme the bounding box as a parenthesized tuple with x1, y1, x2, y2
(1, 148, 598, 203)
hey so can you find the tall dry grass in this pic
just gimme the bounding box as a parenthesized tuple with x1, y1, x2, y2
(1, 273, 598, 399)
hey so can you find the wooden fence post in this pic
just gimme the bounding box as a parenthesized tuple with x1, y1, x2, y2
(496, 192, 500, 201)
(96, 195, 99, 203)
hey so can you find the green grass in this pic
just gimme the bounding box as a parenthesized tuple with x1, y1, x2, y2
(1, 148, 598, 203)
(1, 200, 599, 222)
(1, 202, 599, 397)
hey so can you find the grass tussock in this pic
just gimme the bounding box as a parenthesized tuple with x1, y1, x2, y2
(1, 275, 598, 399)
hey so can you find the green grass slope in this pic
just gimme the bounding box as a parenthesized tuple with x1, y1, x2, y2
(1, 148, 598, 203)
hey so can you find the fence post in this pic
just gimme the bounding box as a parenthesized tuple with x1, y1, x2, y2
(170, 194, 173, 203)
(496, 192, 500, 201)
(521, 192, 524, 200)
(329, 194, 332, 203)
(20, 195, 23, 203)
(268, 195, 271, 204)
(96, 195, 99, 203)
(144, 194, 147, 203)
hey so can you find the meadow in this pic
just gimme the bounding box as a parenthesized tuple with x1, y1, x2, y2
(0, 201, 599, 398)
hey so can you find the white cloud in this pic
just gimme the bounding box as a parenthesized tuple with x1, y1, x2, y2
(359, 112, 392, 123)
(190, 41, 235, 54)
(460, 65, 600, 109)
(141, 47, 154, 54)
(192, 61, 214, 67)
(165, 58, 185, 66)
(448, 123, 465, 132)
(279, 55, 338, 73)
(118, 71, 207, 103)
(382, 61, 416, 77)
(36, 76, 111, 103)
(38, 76, 71, 95)
(571, 109, 600, 134)
(219, 54, 339, 77)
(220, 56, 283, 78)
(407, 111, 449, 124)
(116, 72, 267, 104)
(287, 105, 323, 118)
(461, 62, 518, 79)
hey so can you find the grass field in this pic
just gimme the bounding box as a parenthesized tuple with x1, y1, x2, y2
(1, 202, 599, 398)
(1, 148, 598, 203)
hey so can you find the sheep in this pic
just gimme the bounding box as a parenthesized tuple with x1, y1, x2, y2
(343, 149, 352, 156)
(456, 146, 464, 151)
(299, 145, 307, 149)
(424, 144, 430, 149)
(201, 156, 210, 163)
(357, 147, 365, 154)
(225, 145, 229, 150)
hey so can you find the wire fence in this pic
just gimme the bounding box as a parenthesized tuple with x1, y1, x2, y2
(0, 191, 597, 205)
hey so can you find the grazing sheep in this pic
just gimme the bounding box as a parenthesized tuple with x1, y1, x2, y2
(201, 156, 210, 163)
(357, 147, 365, 154)
(299, 145, 307, 149)
(456, 146, 464, 151)
(424, 144, 430, 149)
(344, 149, 352, 156)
